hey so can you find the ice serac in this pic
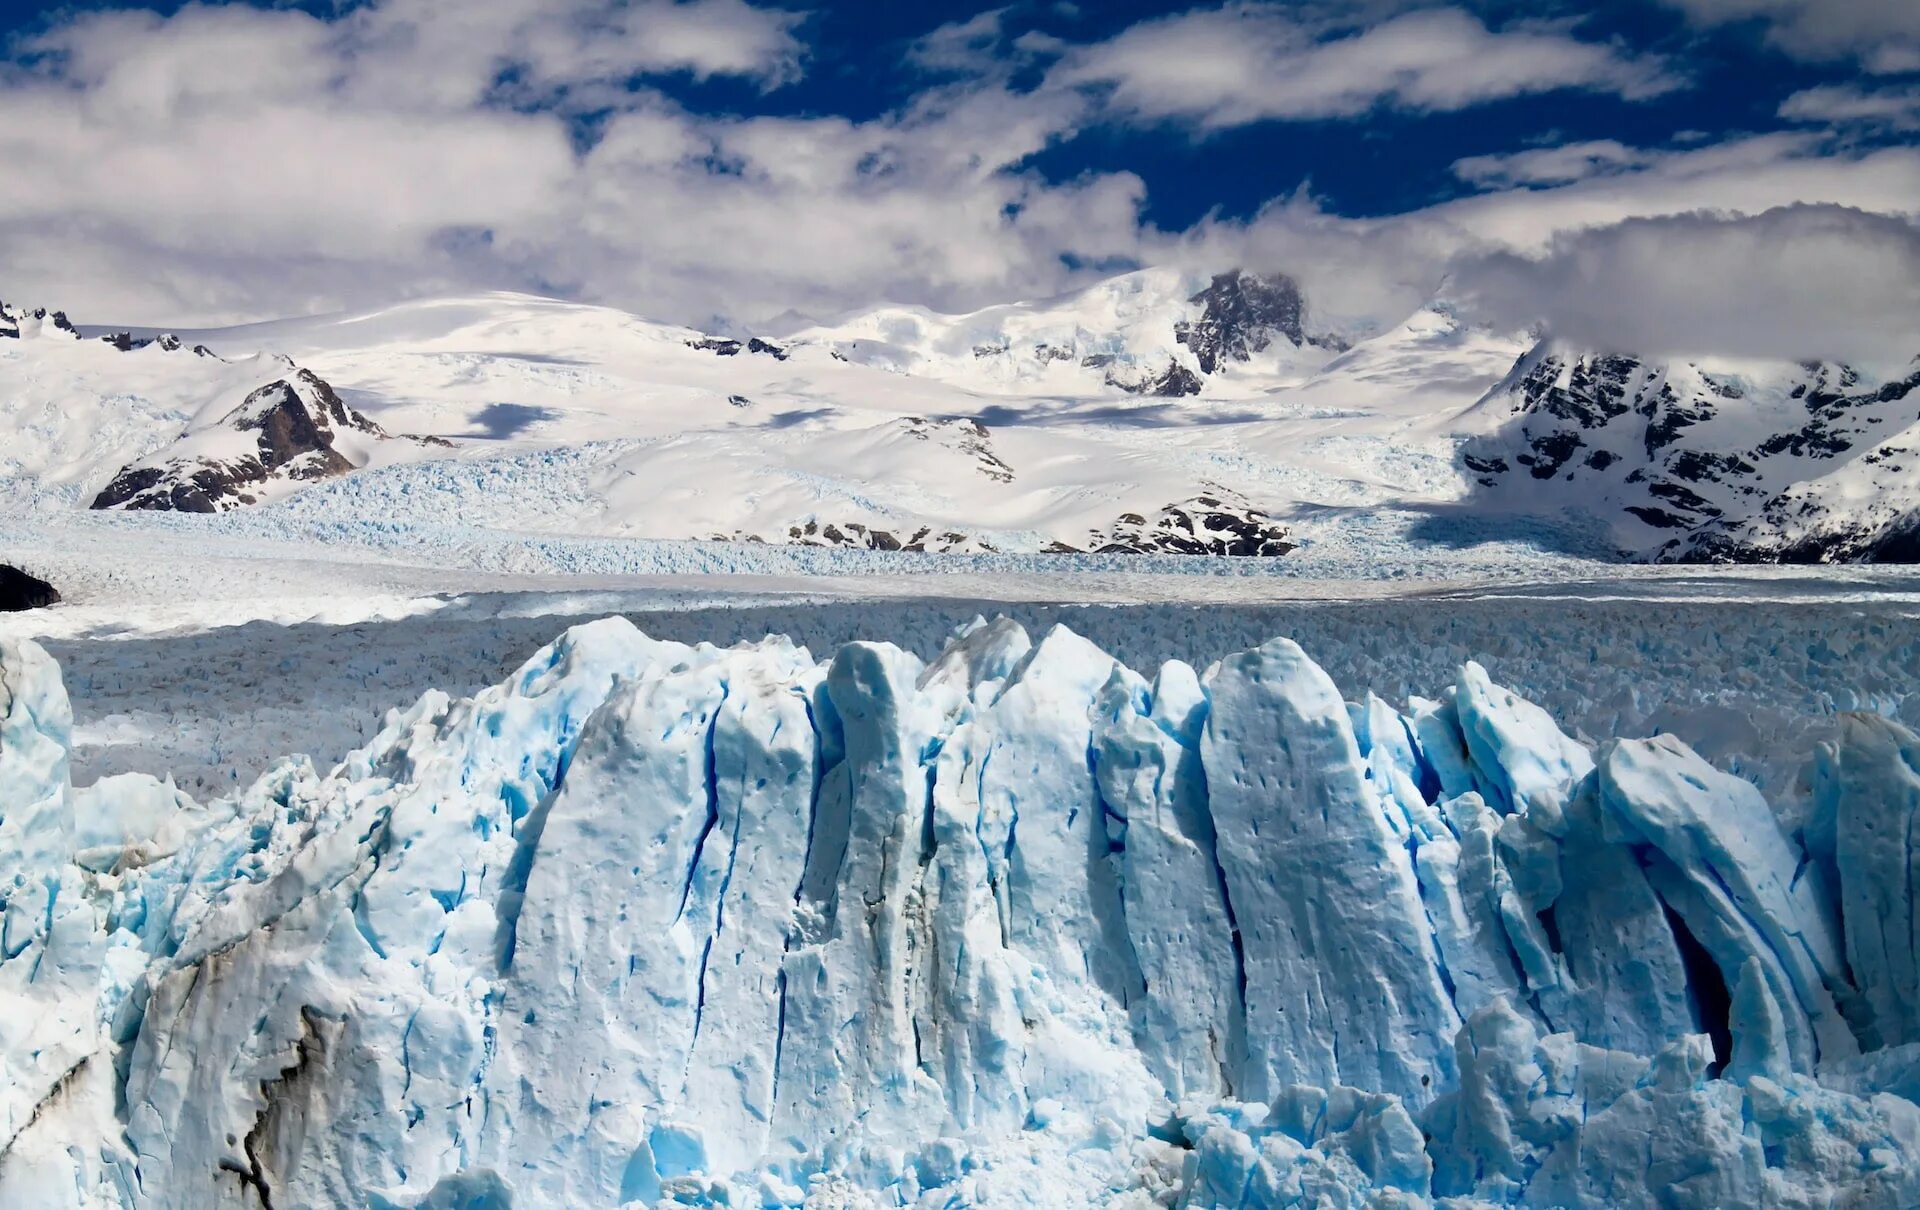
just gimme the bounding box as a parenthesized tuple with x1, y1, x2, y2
(1092, 660, 1242, 1103)
(1817, 713, 1920, 1049)
(1598, 735, 1854, 1073)
(10, 624, 1920, 1207)
(1201, 638, 1459, 1106)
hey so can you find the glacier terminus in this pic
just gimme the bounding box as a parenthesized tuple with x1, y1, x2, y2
(5, 617, 1920, 1208)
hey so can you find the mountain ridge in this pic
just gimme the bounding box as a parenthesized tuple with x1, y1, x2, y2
(5, 272, 1917, 563)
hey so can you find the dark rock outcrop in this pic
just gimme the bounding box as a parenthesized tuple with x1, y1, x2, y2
(0, 301, 79, 340)
(687, 336, 789, 361)
(1053, 492, 1295, 557)
(0, 565, 59, 611)
(92, 368, 438, 513)
(98, 331, 218, 356)
(720, 519, 990, 553)
(1175, 269, 1308, 374)
(901, 416, 1014, 482)
(1115, 361, 1203, 398)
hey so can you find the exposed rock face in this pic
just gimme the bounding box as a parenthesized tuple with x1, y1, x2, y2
(98, 331, 217, 356)
(1054, 492, 1296, 556)
(1664, 434, 1920, 564)
(2, 302, 215, 356)
(0, 565, 58, 611)
(900, 415, 1014, 482)
(91, 368, 436, 513)
(1175, 269, 1309, 374)
(1466, 344, 1920, 561)
(687, 336, 790, 361)
(1117, 360, 1204, 398)
(727, 518, 991, 552)
(0, 301, 79, 340)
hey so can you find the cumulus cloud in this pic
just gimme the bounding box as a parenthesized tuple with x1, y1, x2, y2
(1658, 0, 1920, 67)
(1451, 205, 1920, 364)
(1780, 82, 1920, 133)
(1452, 140, 1658, 189)
(1165, 134, 1920, 361)
(1425, 133, 1920, 252)
(1049, 5, 1679, 129)
(0, 0, 1142, 325)
(1, 0, 1918, 370)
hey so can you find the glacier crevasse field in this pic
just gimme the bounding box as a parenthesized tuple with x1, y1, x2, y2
(6, 618, 1920, 1207)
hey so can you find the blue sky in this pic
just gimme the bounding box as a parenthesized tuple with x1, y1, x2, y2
(0, 0, 1916, 360)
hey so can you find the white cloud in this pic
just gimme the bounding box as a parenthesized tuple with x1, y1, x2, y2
(909, 8, 1013, 74)
(1425, 133, 1920, 252)
(1452, 140, 1657, 189)
(0, 0, 1149, 327)
(1049, 5, 1679, 129)
(1171, 134, 1920, 361)
(1658, 0, 1920, 67)
(2, 0, 1918, 370)
(1450, 204, 1920, 364)
(1780, 82, 1920, 133)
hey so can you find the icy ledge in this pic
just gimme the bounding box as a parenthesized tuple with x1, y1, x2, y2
(4, 622, 1920, 1208)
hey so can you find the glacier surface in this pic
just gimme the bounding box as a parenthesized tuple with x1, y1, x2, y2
(6, 620, 1920, 1207)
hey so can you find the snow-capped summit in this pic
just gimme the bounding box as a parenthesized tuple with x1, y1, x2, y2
(1462, 341, 1920, 559)
(91, 366, 442, 513)
(786, 265, 1346, 397)
(1175, 267, 1339, 375)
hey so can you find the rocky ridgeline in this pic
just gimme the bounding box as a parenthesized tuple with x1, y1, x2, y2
(686, 335, 790, 361)
(1465, 345, 1920, 562)
(0, 300, 79, 339)
(1050, 492, 1296, 556)
(3, 299, 214, 356)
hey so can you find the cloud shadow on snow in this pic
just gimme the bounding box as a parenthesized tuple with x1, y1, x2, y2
(465, 403, 563, 439)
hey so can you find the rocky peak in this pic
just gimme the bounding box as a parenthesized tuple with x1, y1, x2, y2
(1175, 269, 1308, 375)
(0, 301, 79, 341)
(90, 367, 420, 513)
(99, 331, 218, 356)
(231, 368, 386, 447)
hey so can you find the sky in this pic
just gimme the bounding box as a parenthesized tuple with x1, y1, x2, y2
(0, 0, 1916, 362)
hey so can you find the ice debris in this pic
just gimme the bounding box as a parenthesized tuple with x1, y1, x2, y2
(4, 619, 1920, 1207)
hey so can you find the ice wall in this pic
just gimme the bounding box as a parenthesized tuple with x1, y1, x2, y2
(3, 620, 1920, 1208)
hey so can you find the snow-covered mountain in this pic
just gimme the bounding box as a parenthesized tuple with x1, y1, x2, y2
(8, 619, 1920, 1206)
(1462, 344, 1920, 560)
(2, 281, 1522, 559)
(7, 273, 1919, 563)
(788, 266, 1348, 397)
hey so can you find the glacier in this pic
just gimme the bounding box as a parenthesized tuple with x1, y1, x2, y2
(6, 620, 1920, 1207)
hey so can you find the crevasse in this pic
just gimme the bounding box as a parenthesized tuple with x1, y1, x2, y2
(4, 618, 1920, 1208)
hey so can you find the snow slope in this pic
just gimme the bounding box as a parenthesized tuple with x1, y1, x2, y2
(7, 620, 1920, 1207)
(10, 271, 1919, 567)
(4, 281, 1532, 559)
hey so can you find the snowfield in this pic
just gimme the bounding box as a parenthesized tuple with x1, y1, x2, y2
(7, 268, 1916, 577)
(7, 611, 1920, 1208)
